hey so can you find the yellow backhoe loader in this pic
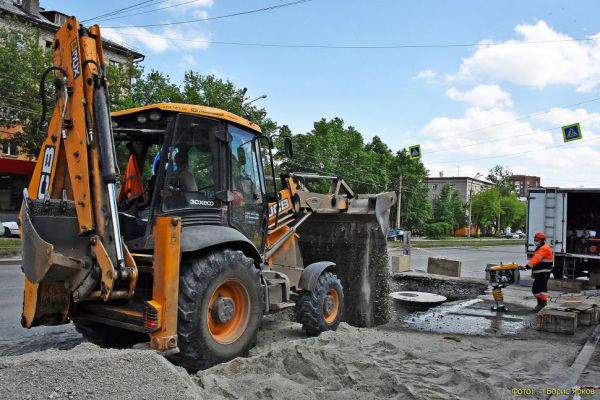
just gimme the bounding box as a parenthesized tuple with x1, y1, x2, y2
(20, 17, 396, 370)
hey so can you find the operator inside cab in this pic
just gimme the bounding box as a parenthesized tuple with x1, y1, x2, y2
(523, 232, 553, 312)
(164, 116, 216, 210)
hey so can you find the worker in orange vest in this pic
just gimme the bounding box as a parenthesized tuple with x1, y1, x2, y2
(523, 232, 553, 311)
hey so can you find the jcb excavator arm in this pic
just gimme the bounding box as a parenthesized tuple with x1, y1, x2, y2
(21, 17, 137, 327)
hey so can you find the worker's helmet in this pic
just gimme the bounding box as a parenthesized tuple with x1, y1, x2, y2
(534, 232, 546, 241)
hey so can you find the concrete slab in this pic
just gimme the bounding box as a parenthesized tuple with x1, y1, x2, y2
(390, 255, 411, 273)
(548, 278, 585, 293)
(537, 308, 578, 335)
(427, 257, 462, 277)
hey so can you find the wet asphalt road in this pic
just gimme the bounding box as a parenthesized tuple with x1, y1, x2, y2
(0, 262, 80, 355)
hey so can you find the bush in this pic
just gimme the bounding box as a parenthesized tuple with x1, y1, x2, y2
(425, 222, 453, 239)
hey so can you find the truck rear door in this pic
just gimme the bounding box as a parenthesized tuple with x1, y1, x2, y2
(527, 188, 566, 254)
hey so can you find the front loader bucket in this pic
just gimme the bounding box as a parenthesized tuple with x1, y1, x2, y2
(297, 192, 396, 327)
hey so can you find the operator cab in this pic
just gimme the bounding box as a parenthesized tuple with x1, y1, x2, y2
(111, 103, 274, 251)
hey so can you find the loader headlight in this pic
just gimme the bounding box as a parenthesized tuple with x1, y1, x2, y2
(149, 110, 162, 121)
(137, 114, 148, 124)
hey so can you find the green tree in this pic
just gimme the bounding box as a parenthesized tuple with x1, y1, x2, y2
(0, 23, 53, 158)
(471, 187, 502, 235)
(106, 59, 142, 111)
(451, 189, 467, 229)
(432, 184, 454, 226)
(486, 165, 515, 196)
(131, 69, 184, 106)
(181, 72, 277, 136)
(392, 149, 431, 231)
(278, 119, 432, 231)
(500, 195, 526, 230)
(282, 118, 382, 193)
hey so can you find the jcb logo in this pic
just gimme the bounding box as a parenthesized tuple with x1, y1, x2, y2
(269, 198, 290, 217)
(37, 146, 55, 199)
(70, 39, 80, 79)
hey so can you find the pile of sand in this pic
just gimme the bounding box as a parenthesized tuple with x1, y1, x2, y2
(0, 321, 582, 400)
(194, 323, 578, 400)
(0, 343, 198, 400)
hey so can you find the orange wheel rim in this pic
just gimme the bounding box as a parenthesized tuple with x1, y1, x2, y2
(207, 279, 250, 345)
(323, 288, 340, 324)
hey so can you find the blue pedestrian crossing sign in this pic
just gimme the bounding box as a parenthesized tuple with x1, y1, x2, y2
(409, 144, 422, 160)
(562, 123, 582, 143)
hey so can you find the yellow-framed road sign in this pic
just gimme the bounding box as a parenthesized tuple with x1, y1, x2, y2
(409, 144, 422, 159)
(562, 123, 582, 143)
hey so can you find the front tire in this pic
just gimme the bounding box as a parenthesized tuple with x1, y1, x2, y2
(3, 227, 11, 238)
(295, 271, 343, 335)
(172, 248, 262, 370)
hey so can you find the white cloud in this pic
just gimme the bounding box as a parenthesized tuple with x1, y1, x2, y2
(449, 20, 600, 92)
(104, 26, 211, 54)
(419, 103, 600, 186)
(446, 84, 513, 109)
(415, 69, 437, 80)
(181, 54, 198, 67)
(164, 0, 213, 16)
(192, 10, 209, 19)
(533, 106, 600, 128)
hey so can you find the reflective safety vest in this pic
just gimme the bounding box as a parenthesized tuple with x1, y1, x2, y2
(528, 243, 554, 274)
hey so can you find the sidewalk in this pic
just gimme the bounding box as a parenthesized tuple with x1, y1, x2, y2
(0, 258, 21, 266)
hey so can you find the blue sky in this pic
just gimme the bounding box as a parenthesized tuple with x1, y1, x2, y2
(43, 0, 600, 186)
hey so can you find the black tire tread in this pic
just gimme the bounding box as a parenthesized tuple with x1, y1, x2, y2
(171, 248, 262, 370)
(294, 271, 343, 336)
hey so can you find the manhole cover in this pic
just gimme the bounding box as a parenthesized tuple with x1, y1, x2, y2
(389, 291, 447, 304)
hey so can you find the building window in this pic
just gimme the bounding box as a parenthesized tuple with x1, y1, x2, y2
(431, 184, 437, 190)
(56, 14, 67, 25)
(1, 141, 17, 156)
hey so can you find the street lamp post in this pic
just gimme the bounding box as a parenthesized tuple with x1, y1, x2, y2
(467, 173, 482, 238)
(246, 94, 267, 106)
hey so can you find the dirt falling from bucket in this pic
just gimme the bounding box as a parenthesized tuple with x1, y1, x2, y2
(297, 213, 390, 327)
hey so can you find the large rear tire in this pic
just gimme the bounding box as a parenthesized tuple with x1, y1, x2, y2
(295, 271, 343, 335)
(171, 248, 262, 370)
(72, 319, 147, 348)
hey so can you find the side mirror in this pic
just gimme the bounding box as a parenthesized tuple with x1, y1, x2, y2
(284, 137, 294, 159)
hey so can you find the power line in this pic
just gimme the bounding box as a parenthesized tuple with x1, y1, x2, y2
(101, 31, 600, 49)
(103, 0, 313, 29)
(431, 135, 600, 165)
(82, 0, 160, 23)
(426, 114, 600, 156)
(423, 96, 600, 142)
(93, 0, 213, 23)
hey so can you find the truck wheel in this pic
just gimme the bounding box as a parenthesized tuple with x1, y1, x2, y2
(172, 248, 262, 371)
(72, 319, 146, 348)
(295, 271, 343, 335)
